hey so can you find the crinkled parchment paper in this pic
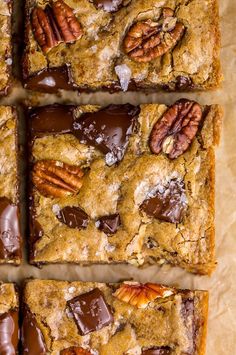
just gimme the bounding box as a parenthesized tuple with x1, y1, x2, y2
(0, 1, 236, 354)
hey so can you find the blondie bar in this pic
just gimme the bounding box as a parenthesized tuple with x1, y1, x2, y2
(22, 279, 209, 354)
(0, 0, 13, 94)
(0, 282, 19, 354)
(28, 100, 221, 274)
(0, 106, 21, 264)
(23, 0, 221, 93)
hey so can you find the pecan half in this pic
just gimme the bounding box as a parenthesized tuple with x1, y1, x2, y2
(52, 0, 83, 42)
(32, 160, 84, 198)
(149, 99, 203, 159)
(31, 0, 83, 53)
(113, 282, 174, 308)
(123, 8, 185, 62)
(61, 347, 92, 355)
(31, 7, 61, 53)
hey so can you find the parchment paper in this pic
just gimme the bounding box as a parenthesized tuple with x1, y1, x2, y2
(0, 1, 235, 354)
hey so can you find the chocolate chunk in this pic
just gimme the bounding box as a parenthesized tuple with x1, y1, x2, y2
(0, 197, 21, 260)
(92, 0, 124, 12)
(181, 298, 195, 354)
(142, 347, 172, 355)
(73, 104, 139, 165)
(56, 206, 89, 229)
(175, 76, 193, 90)
(96, 214, 120, 235)
(140, 179, 187, 224)
(0, 311, 19, 355)
(29, 104, 75, 138)
(24, 66, 76, 93)
(30, 220, 44, 259)
(68, 288, 114, 335)
(21, 305, 47, 355)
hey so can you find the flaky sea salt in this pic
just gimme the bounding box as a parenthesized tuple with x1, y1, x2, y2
(5, 58, 12, 65)
(68, 286, 76, 294)
(52, 204, 60, 215)
(105, 152, 117, 166)
(38, 76, 56, 87)
(115, 64, 132, 92)
(105, 243, 116, 252)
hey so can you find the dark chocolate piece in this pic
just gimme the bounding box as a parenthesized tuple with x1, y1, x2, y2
(21, 305, 47, 355)
(181, 298, 195, 354)
(140, 179, 187, 224)
(30, 220, 44, 259)
(56, 206, 89, 229)
(92, 0, 124, 12)
(73, 104, 139, 165)
(175, 76, 193, 90)
(0, 311, 19, 355)
(24, 66, 75, 93)
(0, 197, 21, 260)
(97, 214, 120, 235)
(142, 347, 172, 355)
(68, 288, 114, 335)
(29, 104, 75, 138)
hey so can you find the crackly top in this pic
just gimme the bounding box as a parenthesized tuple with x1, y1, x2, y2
(0, 106, 21, 264)
(23, 0, 221, 92)
(22, 279, 208, 355)
(29, 101, 222, 274)
(0, 0, 12, 94)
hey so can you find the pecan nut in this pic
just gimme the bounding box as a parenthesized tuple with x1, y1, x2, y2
(31, 7, 61, 53)
(32, 160, 84, 198)
(52, 0, 83, 42)
(31, 0, 83, 53)
(113, 282, 174, 308)
(123, 8, 185, 62)
(61, 347, 92, 355)
(149, 99, 203, 159)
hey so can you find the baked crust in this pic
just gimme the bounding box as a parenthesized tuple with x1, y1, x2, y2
(23, 0, 222, 92)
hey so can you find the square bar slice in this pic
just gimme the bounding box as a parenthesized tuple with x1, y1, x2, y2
(0, 282, 19, 354)
(22, 279, 208, 355)
(23, 0, 221, 93)
(0, 106, 21, 264)
(0, 0, 12, 95)
(28, 100, 222, 274)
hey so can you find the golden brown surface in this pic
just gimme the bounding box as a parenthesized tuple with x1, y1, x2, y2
(23, 279, 209, 354)
(0, 282, 18, 314)
(24, 0, 222, 91)
(0, 106, 18, 205)
(0, 0, 12, 94)
(30, 103, 222, 274)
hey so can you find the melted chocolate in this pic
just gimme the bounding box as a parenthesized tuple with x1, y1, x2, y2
(29, 104, 75, 138)
(56, 206, 89, 229)
(181, 298, 195, 355)
(24, 66, 75, 93)
(0, 311, 19, 355)
(140, 179, 187, 224)
(97, 214, 120, 235)
(92, 0, 124, 12)
(68, 288, 114, 335)
(142, 347, 172, 355)
(0, 197, 21, 260)
(73, 104, 139, 165)
(21, 306, 47, 355)
(30, 220, 44, 259)
(29, 104, 140, 165)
